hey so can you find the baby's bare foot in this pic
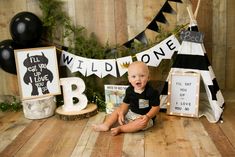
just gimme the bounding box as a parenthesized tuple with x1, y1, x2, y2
(92, 124, 109, 132)
(110, 127, 121, 136)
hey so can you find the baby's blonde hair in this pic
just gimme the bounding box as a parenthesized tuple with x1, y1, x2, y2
(128, 61, 149, 75)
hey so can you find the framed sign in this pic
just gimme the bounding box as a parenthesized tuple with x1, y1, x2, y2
(15, 46, 61, 100)
(167, 72, 200, 117)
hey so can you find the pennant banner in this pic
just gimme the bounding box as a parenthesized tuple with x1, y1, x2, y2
(60, 35, 180, 78)
(136, 35, 180, 66)
(162, 1, 176, 14)
(116, 56, 133, 77)
(60, 50, 76, 71)
(123, 0, 181, 47)
(71, 56, 87, 75)
(135, 31, 148, 45)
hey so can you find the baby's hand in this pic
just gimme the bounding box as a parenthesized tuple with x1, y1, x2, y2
(118, 115, 125, 125)
(135, 115, 150, 128)
(117, 110, 125, 125)
(140, 115, 150, 123)
(144, 114, 151, 120)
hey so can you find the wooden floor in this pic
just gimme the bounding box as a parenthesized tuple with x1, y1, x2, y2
(0, 92, 235, 157)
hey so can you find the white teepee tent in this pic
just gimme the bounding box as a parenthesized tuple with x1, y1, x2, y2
(160, 7, 224, 123)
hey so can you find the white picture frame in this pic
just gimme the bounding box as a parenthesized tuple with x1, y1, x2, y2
(15, 46, 61, 100)
(167, 72, 200, 117)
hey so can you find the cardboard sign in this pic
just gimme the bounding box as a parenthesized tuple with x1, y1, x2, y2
(15, 46, 61, 100)
(167, 72, 200, 117)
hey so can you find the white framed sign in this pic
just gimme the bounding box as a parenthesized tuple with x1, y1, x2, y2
(167, 72, 200, 117)
(15, 46, 61, 100)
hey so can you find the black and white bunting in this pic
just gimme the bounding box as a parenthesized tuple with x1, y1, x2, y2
(123, 39, 134, 48)
(60, 35, 180, 78)
(135, 31, 148, 45)
(162, 1, 176, 14)
(123, 0, 182, 48)
(147, 20, 159, 33)
(168, 0, 183, 3)
(155, 12, 168, 24)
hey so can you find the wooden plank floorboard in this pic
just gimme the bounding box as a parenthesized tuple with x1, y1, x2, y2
(185, 118, 220, 156)
(82, 113, 125, 157)
(38, 118, 88, 157)
(219, 102, 235, 146)
(145, 113, 221, 157)
(0, 112, 24, 132)
(158, 115, 195, 156)
(89, 115, 124, 157)
(14, 117, 61, 157)
(0, 119, 46, 157)
(0, 112, 32, 153)
(70, 112, 106, 157)
(9, 116, 88, 157)
(106, 134, 124, 157)
(145, 112, 167, 157)
(122, 131, 145, 157)
(202, 117, 235, 157)
(90, 131, 113, 157)
(0, 99, 235, 157)
(200, 102, 235, 157)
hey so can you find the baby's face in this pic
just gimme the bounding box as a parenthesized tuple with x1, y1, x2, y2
(128, 62, 149, 93)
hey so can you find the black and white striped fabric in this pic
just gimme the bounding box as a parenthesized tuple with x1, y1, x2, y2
(160, 23, 224, 123)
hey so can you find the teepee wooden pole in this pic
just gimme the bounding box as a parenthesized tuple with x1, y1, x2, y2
(194, 0, 201, 19)
(187, 0, 201, 22)
(187, 6, 196, 22)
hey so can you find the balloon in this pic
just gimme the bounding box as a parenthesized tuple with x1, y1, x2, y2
(0, 39, 19, 74)
(10, 12, 43, 47)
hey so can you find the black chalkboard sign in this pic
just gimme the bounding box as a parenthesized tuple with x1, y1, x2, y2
(180, 30, 204, 43)
(15, 46, 61, 100)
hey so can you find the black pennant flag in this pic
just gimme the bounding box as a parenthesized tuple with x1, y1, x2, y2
(156, 11, 168, 24)
(147, 20, 159, 32)
(135, 31, 148, 45)
(123, 39, 134, 48)
(122, 0, 182, 48)
(162, 2, 176, 14)
(167, 0, 182, 3)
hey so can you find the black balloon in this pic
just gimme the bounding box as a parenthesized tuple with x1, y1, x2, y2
(0, 39, 19, 74)
(10, 12, 43, 47)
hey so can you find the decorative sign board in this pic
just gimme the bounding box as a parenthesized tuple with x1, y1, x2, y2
(180, 30, 204, 43)
(104, 85, 128, 114)
(15, 46, 61, 100)
(167, 72, 200, 117)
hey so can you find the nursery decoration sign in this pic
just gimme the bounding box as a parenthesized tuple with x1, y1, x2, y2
(15, 46, 61, 100)
(60, 35, 180, 78)
(180, 30, 204, 43)
(104, 85, 128, 114)
(167, 72, 200, 117)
